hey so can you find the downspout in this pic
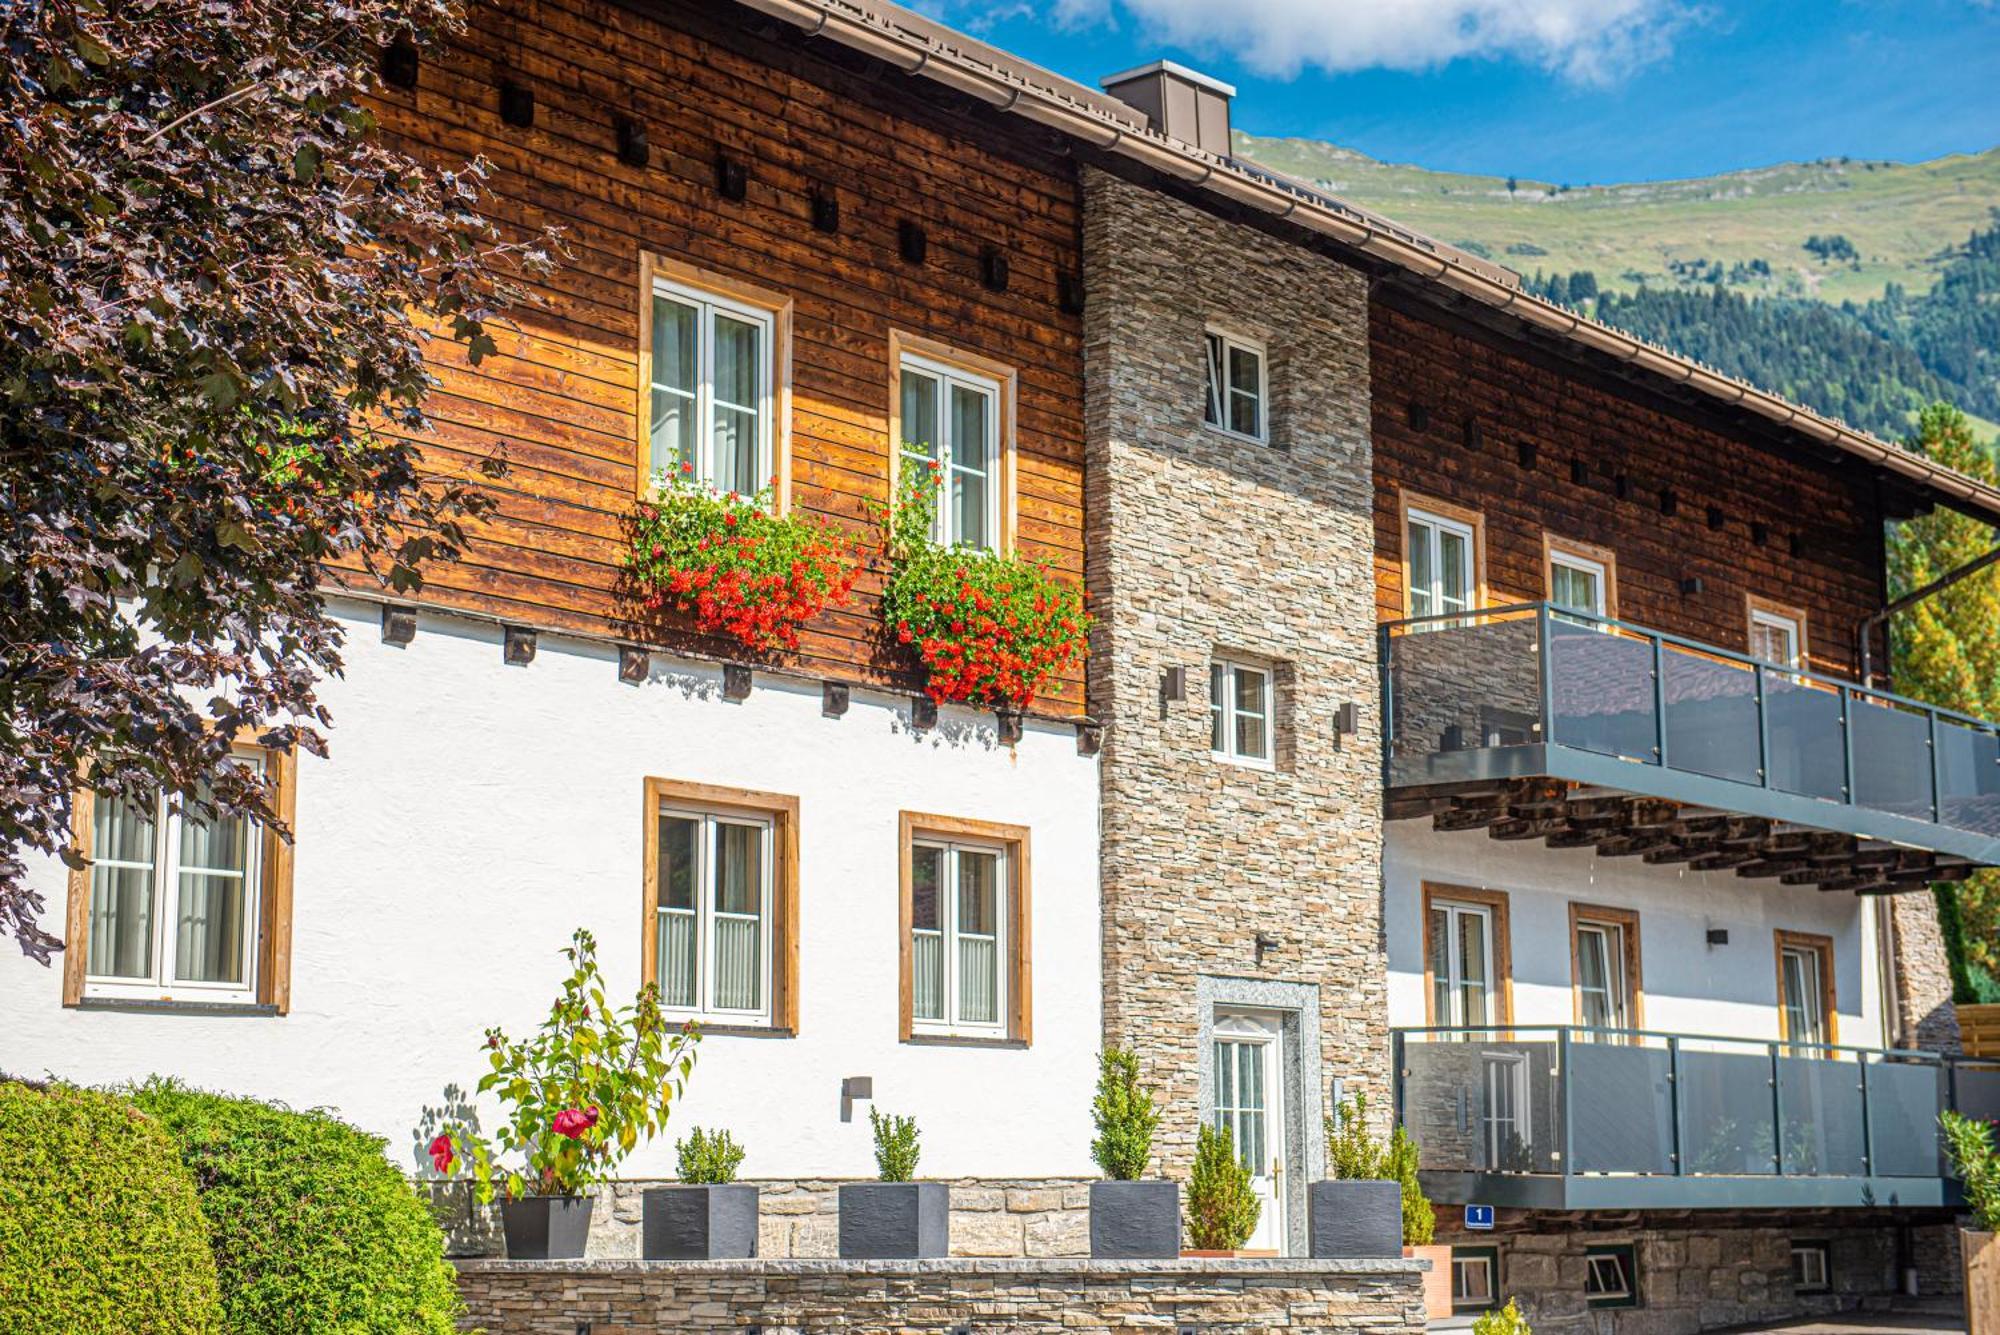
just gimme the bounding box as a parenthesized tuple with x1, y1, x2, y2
(1856, 540, 2000, 690)
(1879, 897, 1905, 1049)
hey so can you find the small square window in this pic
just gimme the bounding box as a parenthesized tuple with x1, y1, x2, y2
(1202, 329, 1267, 443)
(1452, 1246, 1499, 1312)
(1791, 1242, 1830, 1293)
(1585, 1244, 1638, 1308)
(1209, 658, 1274, 767)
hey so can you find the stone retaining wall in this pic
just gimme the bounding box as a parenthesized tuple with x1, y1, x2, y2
(453, 1258, 1428, 1334)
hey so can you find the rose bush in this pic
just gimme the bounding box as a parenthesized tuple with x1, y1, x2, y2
(625, 467, 862, 655)
(880, 459, 1089, 710)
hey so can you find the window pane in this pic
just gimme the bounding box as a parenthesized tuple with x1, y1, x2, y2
(1409, 520, 1435, 619)
(175, 873, 246, 984)
(714, 822, 762, 917)
(1427, 907, 1451, 1023)
(1211, 663, 1227, 751)
(959, 933, 998, 1024)
(658, 910, 697, 1009)
(1235, 710, 1267, 761)
(650, 297, 697, 477)
(957, 851, 998, 936)
(89, 864, 156, 979)
(1203, 334, 1224, 426)
(1235, 667, 1267, 717)
(1458, 910, 1489, 1027)
(1229, 386, 1260, 438)
(949, 384, 989, 473)
(657, 815, 698, 1008)
(1439, 530, 1470, 611)
(912, 929, 944, 1021)
(911, 845, 942, 932)
(712, 406, 758, 497)
(178, 799, 248, 876)
(712, 314, 760, 409)
(952, 468, 988, 550)
(659, 817, 697, 911)
(1228, 345, 1260, 396)
(901, 369, 940, 458)
(712, 821, 763, 1011)
(95, 791, 156, 864)
(712, 916, 760, 1010)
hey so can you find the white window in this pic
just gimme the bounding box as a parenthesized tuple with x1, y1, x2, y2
(1407, 508, 1475, 623)
(649, 279, 775, 498)
(1428, 899, 1496, 1028)
(1452, 1250, 1497, 1309)
(909, 839, 1007, 1035)
(1210, 658, 1274, 766)
(1751, 608, 1804, 670)
(1575, 919, 1630, 1033)
(1549, 550, 1608, 621)
(1792, 1243, 1830, 1292)
(1586, 1247, 1636, 1304)
(85, 753, 266, 1004)
(899, 353, 1001, 551)
(656, 806, 774, 1024)
(1202, 328, 1267, 442)
(1780, 941, 1829, 1048)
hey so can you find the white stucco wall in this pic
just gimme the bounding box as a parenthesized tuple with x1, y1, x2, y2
(3, 599, 1103, 1180)
(1385, 821, 1885, 1049)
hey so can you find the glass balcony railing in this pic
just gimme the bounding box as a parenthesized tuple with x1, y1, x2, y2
(1381, 604, 2000, 863)
(1393, 1025, 2000, 1210)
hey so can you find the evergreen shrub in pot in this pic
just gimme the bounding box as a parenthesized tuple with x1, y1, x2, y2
(431, 929, 700, 1260)
(643, 1127, 758, 1260)
(838, 1109, 947, 1259)
(1183, 1123, 1263, 1257)
(1308, 1091, 1405, 1260)
(1942, 1110, 2000, 1333)
(1087, 1047, 1178, 1259)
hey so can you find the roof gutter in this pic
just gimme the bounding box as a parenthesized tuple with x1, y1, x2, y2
(731, 0, 2000, 527)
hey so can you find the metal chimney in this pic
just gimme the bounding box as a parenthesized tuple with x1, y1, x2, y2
(1099, 60, 1236, 158)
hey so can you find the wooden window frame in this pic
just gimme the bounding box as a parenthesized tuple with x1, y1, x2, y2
(1747, 593, 1811, 671)
(898, 811, 1031, 1045)
(636, 252, 795, 511)
(1543, 532, 1620, 620)
(887, 330, 1018, 556)
(1201, 325, 1270, 445)
(1398, 490, 1489, 619)
(1420, 883, 1514, 1027)
(1774, 928, 1838, 1047)
(62, 742, 297, 1012)
(1568, 902, 1644, 1032)
(641, 778, 799, 1034)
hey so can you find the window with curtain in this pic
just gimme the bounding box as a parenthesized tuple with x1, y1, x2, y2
(1428, 897, 1498, 1028)
(1407, 508, 1475, 624)
(655, 807, 773, 1022)
(85, 754, 265, 1003)
(898, 352, 1001, 552)
(1574, 919, 1630, 1034)
(909, 838, 1006, 1035)
(648, 278, 774, 498)
(1779, 941, 1829, 1049)
(1201, 329, 1266, 441)
(1750, 608, 1804, 670)
(1210, 658, 1274, 766)
(1549, 551, 1608, 621)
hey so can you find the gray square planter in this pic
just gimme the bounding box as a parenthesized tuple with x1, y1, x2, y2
(1089, 1180, 1180, 1259)
(837, 1182, 949, 1259)
(641, 1184, 760, 1260)
(1307, 1179, 1402, 1259)
(498, 1194, 594, 1260)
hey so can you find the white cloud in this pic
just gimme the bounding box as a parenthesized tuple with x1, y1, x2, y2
(1038, 0, 1703, 85)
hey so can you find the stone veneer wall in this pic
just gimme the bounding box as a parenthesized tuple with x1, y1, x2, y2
(435, 1179, 1090, 1260)
(1080, 167, 1387, 1184)
(1891, 893, 1962, 1053)
(452, 1258, 1427, 1334)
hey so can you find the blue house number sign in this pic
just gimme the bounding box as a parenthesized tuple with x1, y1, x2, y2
(1464, 1204, 1495, 1231)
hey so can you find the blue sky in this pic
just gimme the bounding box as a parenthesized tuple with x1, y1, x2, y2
(919, 0, 2000, 184)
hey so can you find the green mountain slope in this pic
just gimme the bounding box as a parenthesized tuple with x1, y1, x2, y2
(1234, 132, 2000, 306)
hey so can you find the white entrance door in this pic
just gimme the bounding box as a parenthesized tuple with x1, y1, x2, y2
(1213, 1011, 1286, 1252)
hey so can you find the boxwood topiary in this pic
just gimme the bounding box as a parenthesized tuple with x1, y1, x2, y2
(130, 1079, 462, 1335)
(0, 1079, 222, 1335)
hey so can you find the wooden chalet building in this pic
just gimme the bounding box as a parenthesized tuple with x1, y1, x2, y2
(11, 0, 2000, 1325)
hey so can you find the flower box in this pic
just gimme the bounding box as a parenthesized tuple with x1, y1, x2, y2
(1089, 1180, 1179, 1259)
(1306, 1179, 1401, 1259)
(499, 1195, 594, 1260)
(642, 1184, 760, 1260)
(836, 1182, 949, 1259)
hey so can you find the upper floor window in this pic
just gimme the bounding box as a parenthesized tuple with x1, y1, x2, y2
(1210, 658, 1273, 767)
(898, 351, 1003, 551)
(1406, 504, 1478, 622)
(1545, 534, 1617, 623)
(1776, 930, 1835, 1050)
(899, 813, 1031, 1044)
(642, 778, 799, 1032)
(1202, 328, 1266, 442)
(67, 745, 297, 1010)
(1571, 903, 1641, 1037)
(1424, 884, 1510, 1029)
(1749, 599, 1807, 671)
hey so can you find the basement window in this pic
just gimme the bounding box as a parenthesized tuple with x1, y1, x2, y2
(1792, 1241, 1830, 1293)
(1452, 1246, 1499, 1312)
(1202, 328, 1267, 442)
(1585, 1244, 1639, 1308)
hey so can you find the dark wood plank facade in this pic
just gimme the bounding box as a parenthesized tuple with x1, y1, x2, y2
(1371, 293, 1889, 680)
(358, 0, 1088, 710)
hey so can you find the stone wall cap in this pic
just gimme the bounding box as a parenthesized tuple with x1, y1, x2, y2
(453, 1257, 1428, 1275)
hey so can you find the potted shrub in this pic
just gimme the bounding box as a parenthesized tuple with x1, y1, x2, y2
(881, 458, 1089, 719)
(1941, 1110, 2000, 1333)
(643, 1127, 757, 1260)
(1386, 1114, 1450, 1319)
(1182, 1123, 1264, 1257)
(838, 1109, 948, 1259)
(1307, 1090, 1405, 1260)
(431, 929, 699, 1260)
(1087, 1047, 1177, 1259)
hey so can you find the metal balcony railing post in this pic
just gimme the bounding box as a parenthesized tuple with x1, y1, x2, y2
(1839, 688, 1856, 805)
(1668, 1035, 1685, 1177)
(1379, 624, 1396, 789)
(1537, 607, 1556, 744)
(1927, 709, 1943, 824)
(1859, 1054, 1874, 1177)
(1652, 636, 1668, 767)
(1770, 1042, 1786, 1176)
(1392, 1029, 1407, 1129)
(1559, 1027, 1575, 1179)
(1755, 663, 1771, 788)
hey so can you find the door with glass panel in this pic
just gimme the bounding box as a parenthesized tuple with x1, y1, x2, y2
(87, 758, 267, 1003)
(1779, 940, 1830, 1049)
(656, 807, 773, 1022)
(1407, 508, 1475, 626)
(898, 354, 1001, 552)
(910, 839, 1006, 1035)
(1213, 1011, 1285, 1251)
(1574, 917, 1631, 1037)
(1428, 897, 1498, 1028)
(648, 281, 773, 497)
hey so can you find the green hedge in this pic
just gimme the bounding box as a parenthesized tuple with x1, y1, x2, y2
(0, 1080, 222, 1335)
(130, 1080, 462, 1335)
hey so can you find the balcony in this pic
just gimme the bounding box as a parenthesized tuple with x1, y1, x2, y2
(1394, 1025, 2000, 1211)
(1381, 605, 2000, 884)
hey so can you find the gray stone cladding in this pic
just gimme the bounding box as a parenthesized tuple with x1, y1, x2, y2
(452, 1257, 1428, 1334)
(1892, 893, 1962, 1054)
(1081, 164, 1389, 1172)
